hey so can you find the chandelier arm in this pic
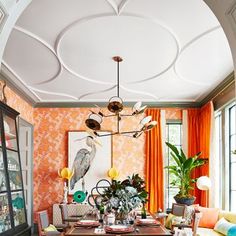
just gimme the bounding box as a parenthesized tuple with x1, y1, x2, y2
(94, 132, 119, 137)
(120, 114, 135, 117)
(103, 114, 117, 118)
(119, 130, 142, 135)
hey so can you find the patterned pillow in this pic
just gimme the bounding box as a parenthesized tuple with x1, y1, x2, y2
(44, 224, 58, 232)
(185, 205, 196, 224)
(165, 213, 183, 229)
(214, 217, 236, 235)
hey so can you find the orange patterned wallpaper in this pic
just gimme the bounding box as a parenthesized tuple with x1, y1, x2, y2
(3, 85, 184, 221)
(33, 107, 183, 220)
(165, 108, 182, 120)
(5, 86, 34, 124)
(33, 107, 146, 219)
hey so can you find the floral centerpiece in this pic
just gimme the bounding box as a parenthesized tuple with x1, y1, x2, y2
(101, 174, 148, 220)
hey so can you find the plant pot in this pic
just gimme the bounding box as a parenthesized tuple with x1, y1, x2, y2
(174, 195, 196, 205)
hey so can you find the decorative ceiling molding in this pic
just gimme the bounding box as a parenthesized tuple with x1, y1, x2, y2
(0, 2, 8, 32)
(2, 0, 233, 105)
(226, 1, 236, 39)
(1, 61, 41, 101)
(174, 25, 221, 87)
(13, 25, 62, 86)
(78, 85, 116, 100)
(105, 0, 130, 15)
(120, 13, 180, 84)
(0, 68, 233, 108)
(28, 86, 78, 101)
(199, 71, 235, 106)
(0, 65, 38, 105)
(119, 84, 159, 100)
(54, 12, 181, 85)
(55, 13, 115, 85)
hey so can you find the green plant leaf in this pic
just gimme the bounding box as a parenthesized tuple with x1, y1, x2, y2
(180, 149, 187, 162)
(166, 142, 185, 163)
(183, 157, 194, 170)
(170, 152, 182, 167)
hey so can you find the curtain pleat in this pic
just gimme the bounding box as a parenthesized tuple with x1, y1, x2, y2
(188, 102, 213, 206)
(145, 109, 164, 213)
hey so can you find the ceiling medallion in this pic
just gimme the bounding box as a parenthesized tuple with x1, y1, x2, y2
(85, 56, 157, 138)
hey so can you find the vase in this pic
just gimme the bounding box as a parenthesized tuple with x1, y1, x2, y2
(63, 181, 68, 204)
(115, 211, 129, 224)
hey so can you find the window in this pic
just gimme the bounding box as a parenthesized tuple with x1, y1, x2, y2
(165, 121, 183, 210)
(214, 112, 222, 208)
(229, 104, 236, 211)
(214, 101, 235, 210)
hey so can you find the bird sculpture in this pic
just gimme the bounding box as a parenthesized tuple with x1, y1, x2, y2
(70, 136, 97, 191)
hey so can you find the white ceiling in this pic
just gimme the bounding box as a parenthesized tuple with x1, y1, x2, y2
(2, 0, 234, 103)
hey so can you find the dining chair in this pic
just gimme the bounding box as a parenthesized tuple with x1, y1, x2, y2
(36, 210, 64, 236)
(171, 203, 187, 217)
(37, 209, 69, 236)
(192, 210, 202, 236)
(59, 204, 82, 224)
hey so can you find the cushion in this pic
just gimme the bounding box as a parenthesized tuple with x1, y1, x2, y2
(44, 224, 58, 232)
(165, 213, 183, 229)
(219, 211, 236, 224)
(228, 226, 236, 236)
(197, 206, 220, 229)
(197, 227, 224, 236)
(214, 218, 236, 235)
(185, 204, 199, 224)
(45, 232, 61, 236)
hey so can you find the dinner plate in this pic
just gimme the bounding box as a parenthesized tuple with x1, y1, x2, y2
(75, 220, 100, 227)
(137, 218, 160, 226)
(105, 225, 134, 233)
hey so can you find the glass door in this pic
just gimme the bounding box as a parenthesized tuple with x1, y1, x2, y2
(0, 148, 12, 233)
(3, 114, 26, 229)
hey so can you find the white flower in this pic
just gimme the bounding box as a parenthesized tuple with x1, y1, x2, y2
(125, 186, 137, 196)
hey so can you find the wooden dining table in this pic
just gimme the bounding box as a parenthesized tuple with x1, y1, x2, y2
(65, 223, 172, 235)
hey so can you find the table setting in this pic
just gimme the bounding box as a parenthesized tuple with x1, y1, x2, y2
(65, 174, 171, 235)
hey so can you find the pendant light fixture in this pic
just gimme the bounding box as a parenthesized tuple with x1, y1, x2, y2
(85, 56, 157, 138)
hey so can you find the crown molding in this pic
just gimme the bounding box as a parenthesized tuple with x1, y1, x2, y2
(34, 101, 201, 108)
(0, 66, 38, 106)
(0, 63, 234, 108)
(199, 71, 235, 106)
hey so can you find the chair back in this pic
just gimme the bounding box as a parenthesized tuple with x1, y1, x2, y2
(36, 210, 50, 236)
(59, 204, 69, 224)
(193, 210, 202, 236)
(172, 203, 187, 217)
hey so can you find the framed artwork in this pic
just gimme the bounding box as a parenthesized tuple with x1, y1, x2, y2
(68, 131, 112, 195)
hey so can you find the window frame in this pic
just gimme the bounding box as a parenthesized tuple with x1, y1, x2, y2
(214, 100, 235, 211)
(228, 103, 236, 211)
(165, 119, 183, 211)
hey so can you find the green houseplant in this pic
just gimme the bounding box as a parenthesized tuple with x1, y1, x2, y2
(165, 142, 206, 205)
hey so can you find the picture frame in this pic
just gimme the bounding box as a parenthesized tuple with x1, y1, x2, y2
(68, 131, 112, 195)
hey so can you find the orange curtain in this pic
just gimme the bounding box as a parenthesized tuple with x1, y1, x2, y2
(188, 102, 213, 207)
(145, 109, 164, 213)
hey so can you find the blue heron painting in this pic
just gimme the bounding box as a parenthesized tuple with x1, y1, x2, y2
(68, 131, 112, 195)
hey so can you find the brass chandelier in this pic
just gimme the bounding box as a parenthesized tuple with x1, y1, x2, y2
(85, 56, 157, 138)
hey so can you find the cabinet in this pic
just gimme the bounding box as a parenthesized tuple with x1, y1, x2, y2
(0, 102, 30, 235)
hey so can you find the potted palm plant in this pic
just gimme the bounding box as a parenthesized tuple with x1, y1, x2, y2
(165, 142, 206, 205)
